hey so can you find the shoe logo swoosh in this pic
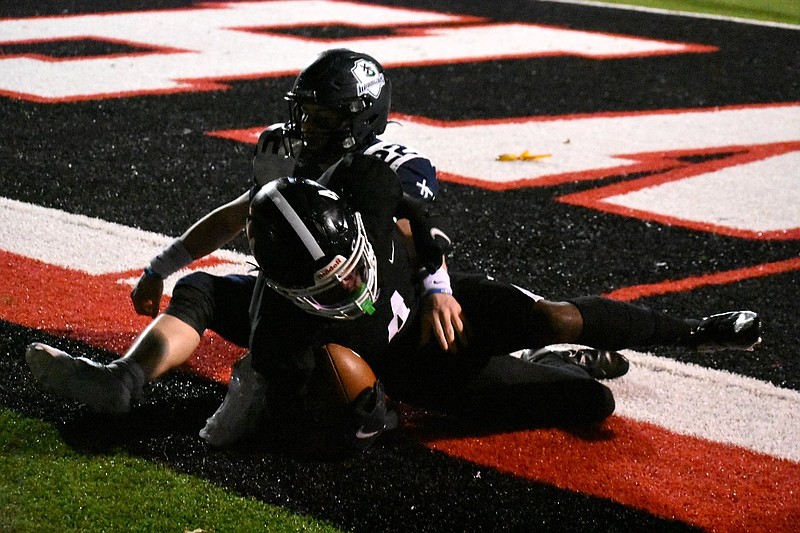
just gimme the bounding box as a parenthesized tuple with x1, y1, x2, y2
(355, 426, 379, 439)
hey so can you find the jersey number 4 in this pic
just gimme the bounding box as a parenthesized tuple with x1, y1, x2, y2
(387, 291, 411, 342)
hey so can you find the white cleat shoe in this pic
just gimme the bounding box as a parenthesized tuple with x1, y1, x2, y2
(200, 353, 268, 448)
(25, 342, 131, 414)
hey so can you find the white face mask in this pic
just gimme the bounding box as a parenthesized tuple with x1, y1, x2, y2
(266, 212, 379, 320)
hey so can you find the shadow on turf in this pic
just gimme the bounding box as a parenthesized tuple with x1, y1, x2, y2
(51, 389, 615, 465)
(394, 402, 617, 444)
(53, 380, 390, 461)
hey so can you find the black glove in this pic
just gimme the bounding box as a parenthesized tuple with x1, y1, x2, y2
(348, 381, 392, 451)
(398, 195, 452, 273)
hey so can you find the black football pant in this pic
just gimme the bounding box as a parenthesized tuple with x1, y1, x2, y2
(164, 271, 255, 346)
(373, 273, 616, 427)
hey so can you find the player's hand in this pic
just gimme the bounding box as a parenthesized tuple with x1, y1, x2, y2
(253, 125, 297, 185)
(348, 381, 389, 451)
(420, 292, 466, 353)
(130, 271, 164, 318)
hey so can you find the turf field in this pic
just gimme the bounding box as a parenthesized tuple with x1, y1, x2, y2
(1, 1, 798, 531)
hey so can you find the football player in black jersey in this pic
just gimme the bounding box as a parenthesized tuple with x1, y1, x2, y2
(25, 49, 461, 421)
(234, 157, 759, 450)
(25, 52, 760, 450)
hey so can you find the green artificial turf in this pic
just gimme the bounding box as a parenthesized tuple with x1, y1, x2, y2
(0, 409, 343, 533)
(588, 0, 800, 25)
(2, 2, 794, 532)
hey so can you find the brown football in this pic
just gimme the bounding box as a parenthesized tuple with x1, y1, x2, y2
(312, 343, 377, 406)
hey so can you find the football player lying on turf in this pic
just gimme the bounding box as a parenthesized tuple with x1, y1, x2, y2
(200, 157, 762, 448)
(25, 48, 461, 414)
(27, 156, 760, 449)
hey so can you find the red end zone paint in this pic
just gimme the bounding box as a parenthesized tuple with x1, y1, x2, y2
(1, 250, 245, 383)
(604, 256, 800, 301)
(4, 248, 798, 530)
(418, 416, 800, 533)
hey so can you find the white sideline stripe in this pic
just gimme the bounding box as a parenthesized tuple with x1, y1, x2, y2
(609, 350, 800, 462)
(0, 197, 250, 295)
(2, 197, 798, 461)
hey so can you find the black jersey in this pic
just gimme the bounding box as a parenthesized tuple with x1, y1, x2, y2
(253, 124, 439, 202)
(249, 155, 422, 395)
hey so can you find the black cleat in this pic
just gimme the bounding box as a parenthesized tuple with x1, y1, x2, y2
(521, 346, 630, 380)
(687, 310, 761, 352)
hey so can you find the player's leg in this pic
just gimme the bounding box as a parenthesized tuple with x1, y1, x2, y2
(378, 275, 613, 424)
(199, 275, 277, 447)
(448, 273, 629, 379)
(199, 351, 268, 447)
(565, 296, 761, 352)
(460, 353, 616, 427)
(448, 279, 616, 425)
(382, 339, 615, 427)
(25, 342, 147, 415)
(121, 314, 201, 379)
(451, 273, 760, 353)
(25, 311, 202, 414)
(26, 272, 255, 413)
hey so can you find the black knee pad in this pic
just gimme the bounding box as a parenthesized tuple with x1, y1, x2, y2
(165, 272, 219, 336)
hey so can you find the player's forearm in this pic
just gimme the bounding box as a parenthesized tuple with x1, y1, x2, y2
(180, 192, 249, 255)
(147, 192, 249, 278)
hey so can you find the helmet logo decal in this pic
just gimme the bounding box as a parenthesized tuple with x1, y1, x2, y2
(351, 59, 385, 99)
(314, 255, 345, 282)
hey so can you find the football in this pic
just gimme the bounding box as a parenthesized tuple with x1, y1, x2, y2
(310, 343, 377, 410)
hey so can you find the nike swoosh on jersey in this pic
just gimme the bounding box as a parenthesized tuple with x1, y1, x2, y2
(429, 227, 451, 244)
(389, 241, 395, 264)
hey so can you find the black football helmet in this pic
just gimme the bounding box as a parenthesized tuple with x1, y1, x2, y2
(248, 177, 378, 319)
(285, 49, 391, 165)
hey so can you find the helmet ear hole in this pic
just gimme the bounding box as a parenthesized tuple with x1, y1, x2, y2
(349, 100, 366, 113)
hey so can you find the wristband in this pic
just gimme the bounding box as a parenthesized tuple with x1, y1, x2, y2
(421, 267, 452, 296)
(143, 266, 163, 280)
(426, 287, 453, 295)
(148, 238, 194, 279)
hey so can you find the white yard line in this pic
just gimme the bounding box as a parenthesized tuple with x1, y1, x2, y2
(609, 350, 800, 462)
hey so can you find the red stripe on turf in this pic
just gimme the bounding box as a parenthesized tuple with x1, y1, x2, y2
(5, 250, 799, 530)
(604, 257, 800, 301)
(1, 250, 245, 383)
(420, 417, 800, 533)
